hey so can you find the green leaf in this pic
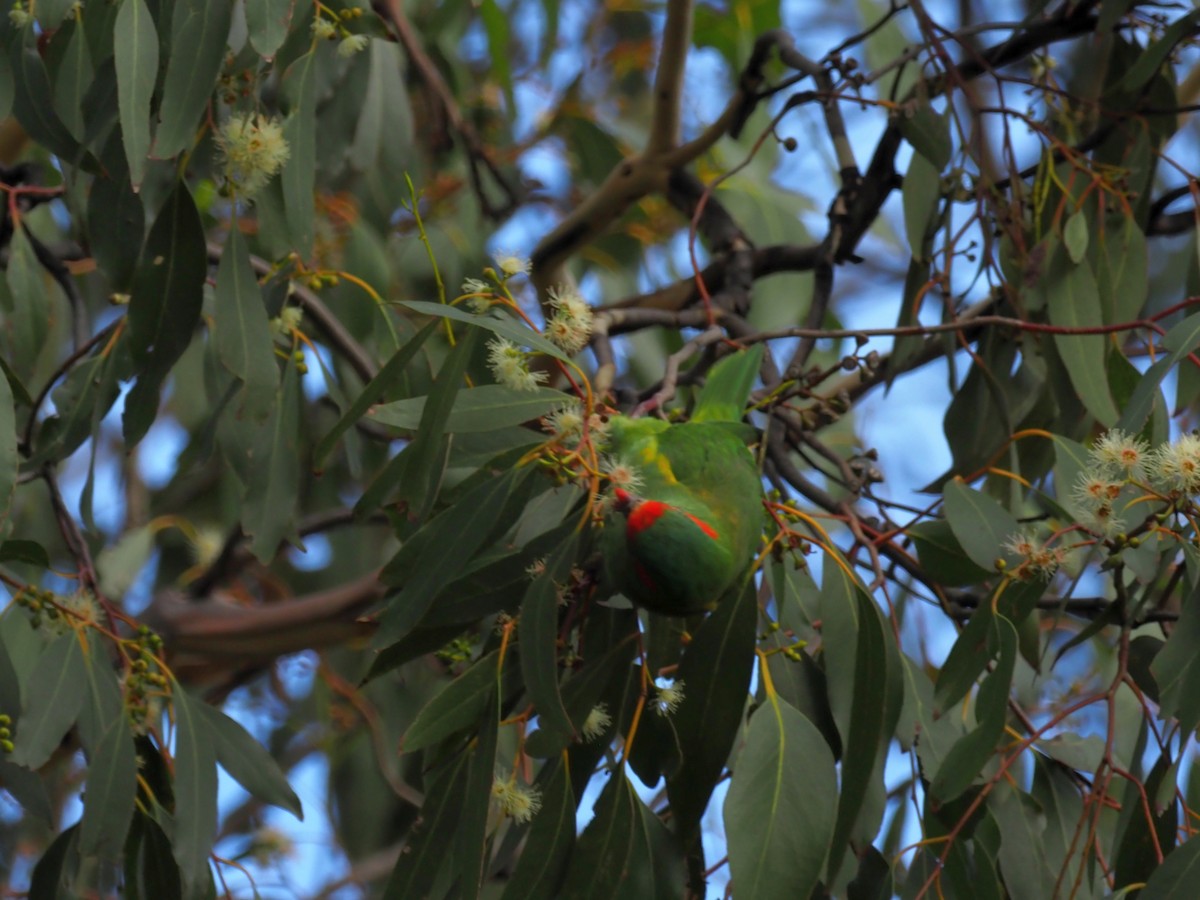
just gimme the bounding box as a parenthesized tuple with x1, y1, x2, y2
(399, 326, 481, 519)
(370, 384, 570, 433)
(827, 591, 899, 881)
(9, 26, 90, 164)
(559, 769, 656, 898)
(11, 633, 86, 769)
(990, 783, 1056, 899)
(113, 0, 158, 187)
(479, 0, 514, 114)
(382, 751, 470, 898)
(79, 720, 138, 861)
(154, 0, 232, 158)
(242, 356, 301, 562)
(501, 762, 575, 900)
(1140, 830, 1200, 898)
(930, 616, 1016, 802)
(942, 479, 1020, 572)
(314, 320, 438, 468)
(280, 49, 316, 253)
(170, 686, 218, 898)
(402, 650, 502, 752)
(214, 227, 279, 422)
(0, 539, 48, 567)
(724, 698, 838, 900)
(691, 345, 764, 423)
(77, 634, 126, 754)
(1117, 10, 1200, 93)
(1063, 210, 1089, 263)
(456, 687, 499, 900)
(935, 600, 995, 714)
(903, 151, 940, 260)
(125, 813, 184, 899)
(1048, 258, 1118, 425)
(196, 703, 302, 818)
(245, 0, 294, 60)
(96, 525, 155, 601)
(124, 181, 207, 445)
(1151, 584, 1200, 737)
(89, 130, 146, 292)
(899, 101, 951, 169)
(374, 465, 538, 647)
(519, 533, 581, 737)
(53, 18, 92, 141)
(0, 371, 14, 536)
(0, 759, 52, 824)
(1098, 216, 1147, 324)
(666, 577, 757, 841)
(908, 519, 994, 586)
(401, 301, 571, 363)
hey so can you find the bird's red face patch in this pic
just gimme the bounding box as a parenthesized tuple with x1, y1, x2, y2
(625, 500, 720, 542)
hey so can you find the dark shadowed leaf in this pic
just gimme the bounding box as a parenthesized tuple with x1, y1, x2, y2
(666, 578, 757, 841)
(501, 760, 575, 900)
(382, 751, 470, 898)
(520, 533, 581, 737)
(125, 813, 184, 900)
(124, 181, 207, 445)
(560, 769, 656, 899)
(314, 319, 438, 467)
(402, 650, 502, 752)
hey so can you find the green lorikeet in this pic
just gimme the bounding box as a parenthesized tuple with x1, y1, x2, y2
(602, 416, 762, 616)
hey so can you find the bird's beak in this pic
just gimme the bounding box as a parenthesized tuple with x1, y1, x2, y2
(613, 488, 635, 513)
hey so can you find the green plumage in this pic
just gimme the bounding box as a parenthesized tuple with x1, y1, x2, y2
(602, 416, 762, 615)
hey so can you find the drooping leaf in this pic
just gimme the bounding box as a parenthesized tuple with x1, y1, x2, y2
(10, 632, 86, 769)
(501, 761, 575, 900)
(313, 319, 438, 468)
(930, 616, 1017, 802)
(724, 698, 838, 900)
(213, 226, 279, 422)
(1048, 257, 1118, 425)
(280, 48, 317, 253)
(124, 181, 207, 445)
(170, 686, 218, 899)
(382, 750, 471, 898)
(519, 533, 581, 738)
(89, 129, 146, 292)
(9, 26, 90, 164)
(559, 768, 656, 898)
(154, 0, 233, 158)
(402, 650, 503, 752)
(113, 0, 158, 187)
(0, 371, 15, 536)
(79, 720, 137, 861)
(394, 325, 480, 520)
(692, 346, 764, 423)
(245, 0, 294, 59)
(241, 356, 301, 562)
(666, 577, 757, 842)
(196, 703, 302, 819)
